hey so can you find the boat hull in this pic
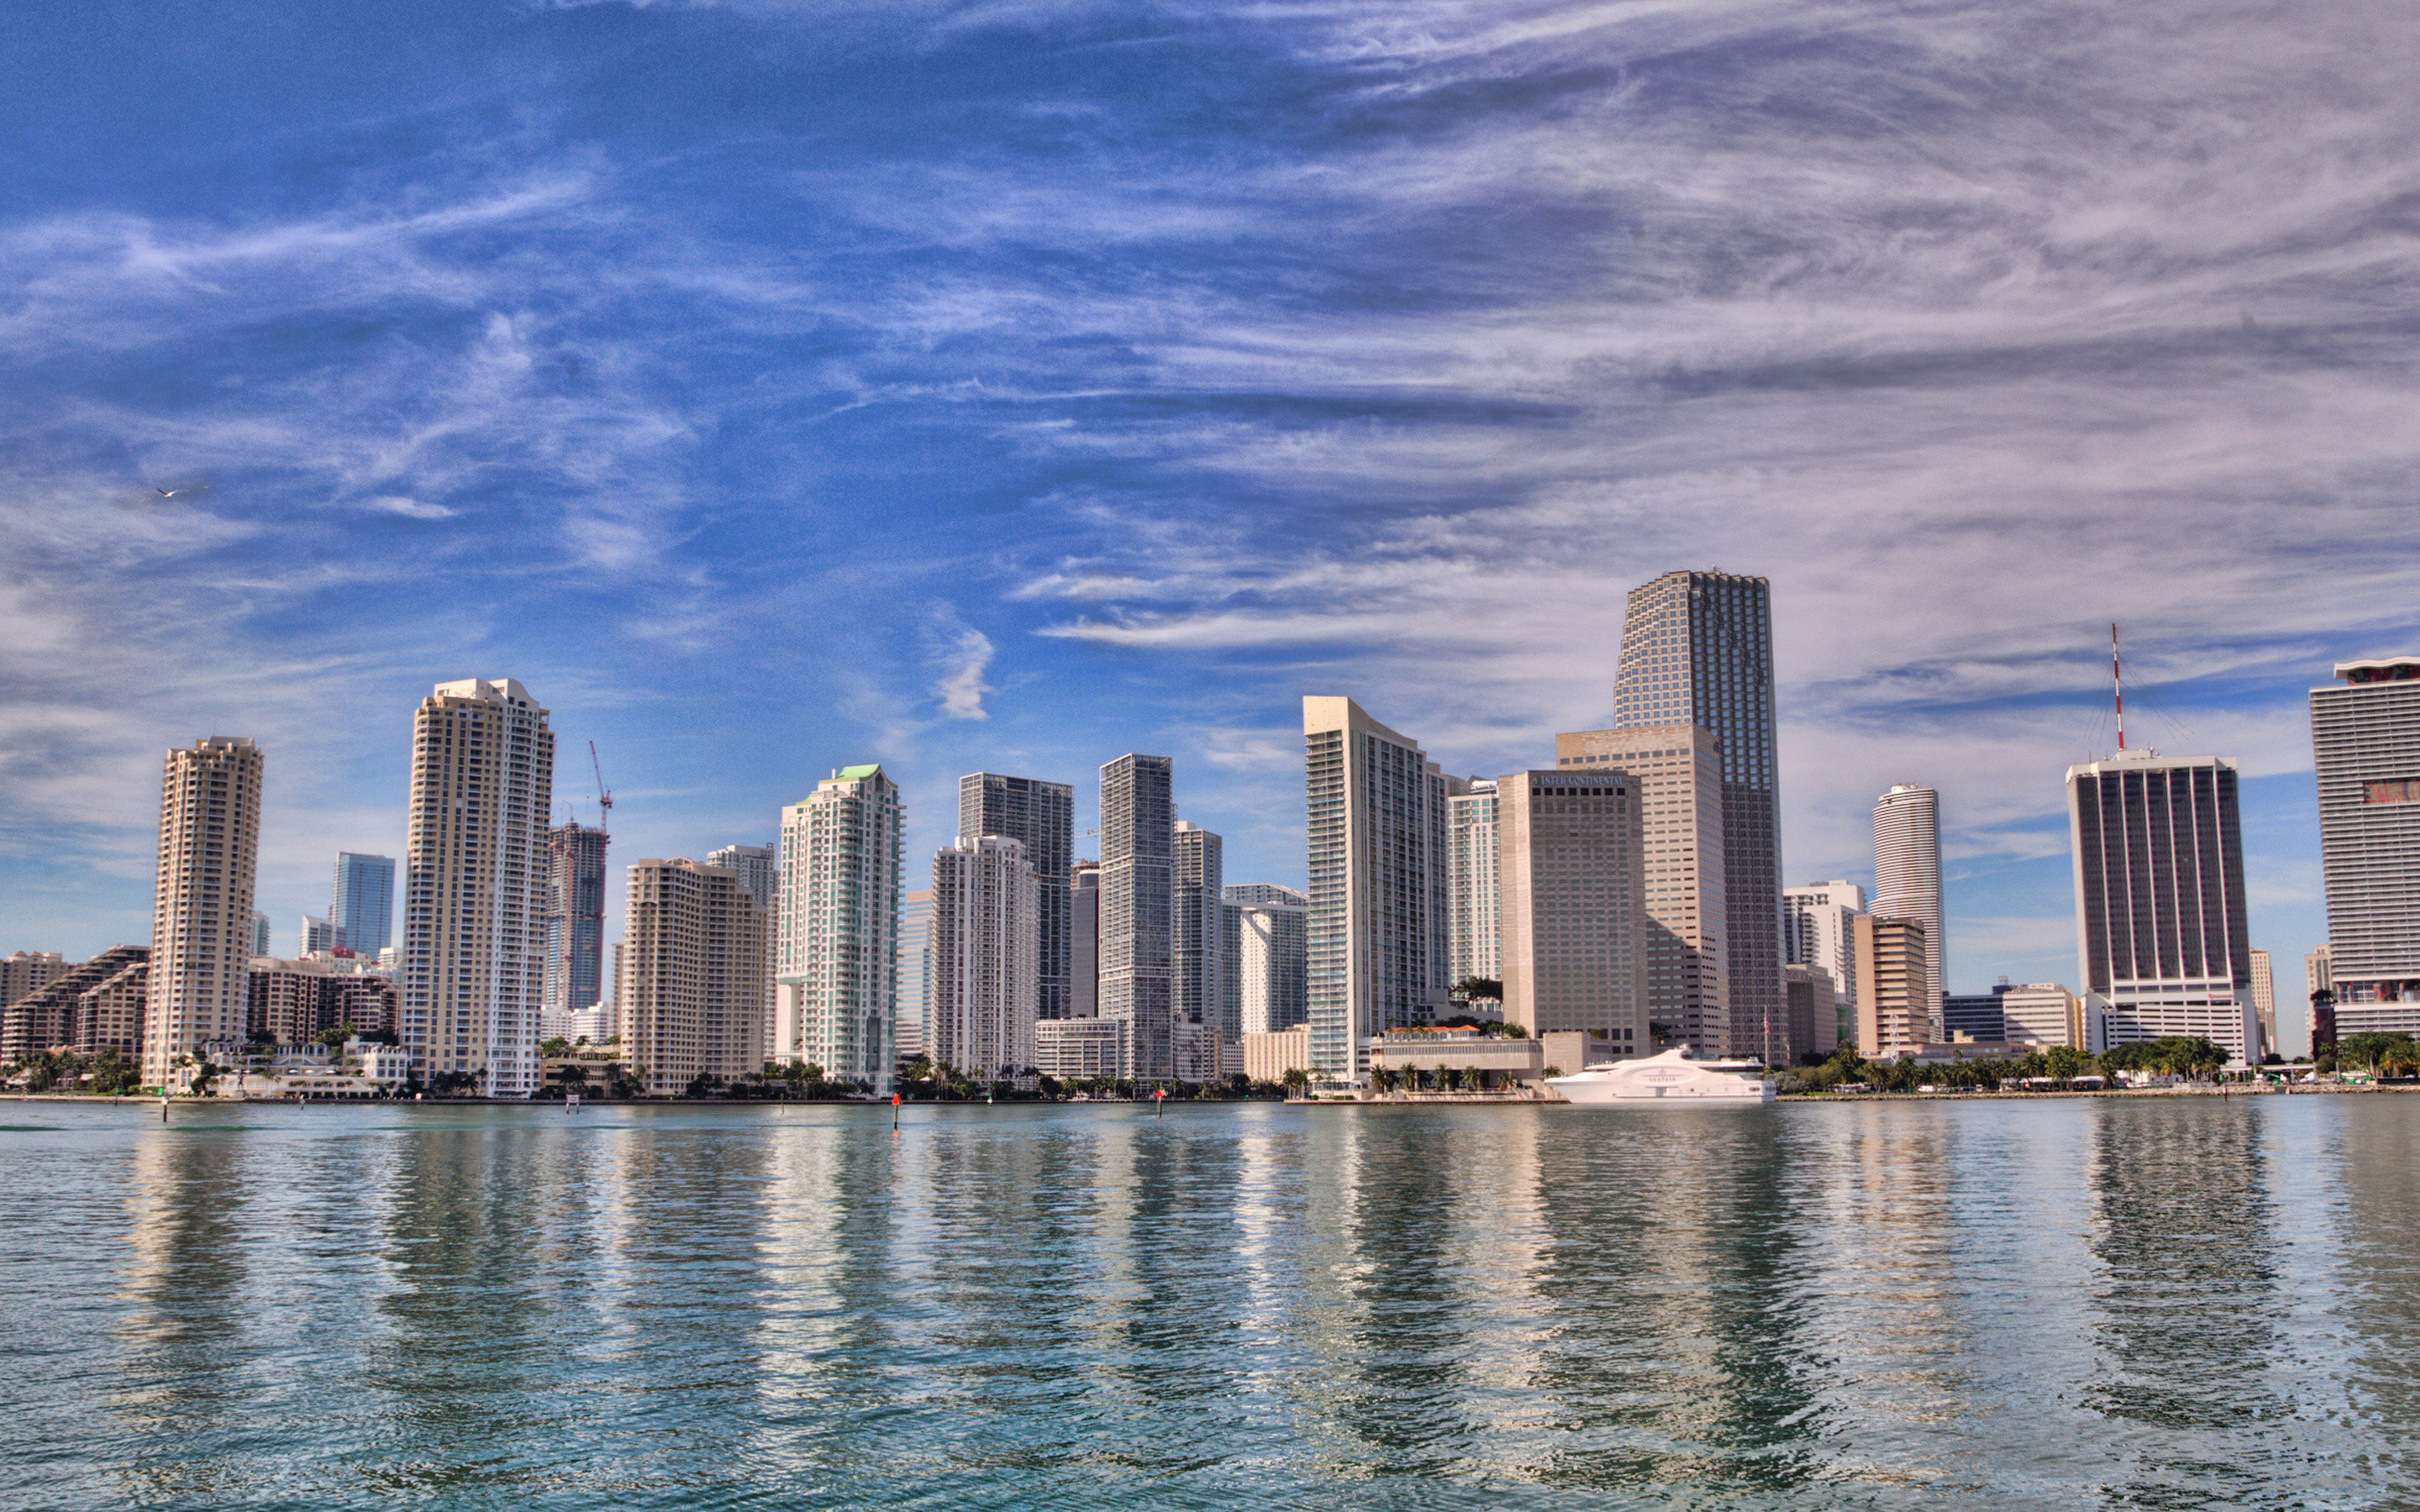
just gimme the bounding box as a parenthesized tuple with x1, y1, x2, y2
(1550, 1075, 1776, 1104)
(1547, 1047, 1778, 1104)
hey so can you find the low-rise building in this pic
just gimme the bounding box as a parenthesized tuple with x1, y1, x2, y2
(1035, 1017, 1128, 1082)
(1240, 1026, 1312, 1084)
(1370, 1027, 1542, 1089)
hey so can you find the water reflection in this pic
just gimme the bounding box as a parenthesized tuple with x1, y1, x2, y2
(0, 1096, 2411, 1509)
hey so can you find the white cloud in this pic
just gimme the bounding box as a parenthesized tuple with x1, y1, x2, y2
(933, 623, 996, 721)
(364, 496, 455, 519)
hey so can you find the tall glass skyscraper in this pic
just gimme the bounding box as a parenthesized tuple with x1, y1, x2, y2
(2311, 657, 2420, 1034)
(330, 852, 395, 955)
(1302, 697, 1455, 1077)
(1099, 754, 1175, 1079)
(1611, 570, 1782, 1059)
(958, 774, 1074, 1019)
(544, 821, 609, 1020)
(1173, 819, 1223, 1049)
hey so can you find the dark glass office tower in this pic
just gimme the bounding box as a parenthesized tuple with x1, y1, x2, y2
(1612, 570, 1781, 1060)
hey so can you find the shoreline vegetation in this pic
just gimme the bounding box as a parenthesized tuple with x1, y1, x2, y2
(12, 1034, 2416, 1106)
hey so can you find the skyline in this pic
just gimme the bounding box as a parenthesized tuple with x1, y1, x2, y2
(5, 0, 2414, 1008)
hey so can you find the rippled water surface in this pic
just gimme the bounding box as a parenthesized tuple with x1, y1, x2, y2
(4, 1095, 2417, 1509)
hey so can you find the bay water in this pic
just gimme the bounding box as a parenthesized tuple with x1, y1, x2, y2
(3, 1095, 2415, 1509)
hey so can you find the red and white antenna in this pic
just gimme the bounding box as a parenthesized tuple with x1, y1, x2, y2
(589, 740, 613, 836)
(2110, 624, 2129, 749)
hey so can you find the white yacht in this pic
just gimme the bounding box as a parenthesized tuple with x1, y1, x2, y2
(1548, 1045, 1776, 1104)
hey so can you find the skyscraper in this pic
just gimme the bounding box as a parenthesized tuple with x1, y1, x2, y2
(1, 952, 67, 1009)
(1872, 785, 1944, 1036)
(2065, 750, 2259, 1062)
(928, 836, 1039, 1082)
(621, 857, 768, 1095)
(144, 736, 264, 1088)
(1447, 779, 1502, 988)
(708, 841, 778, 1056)
(1555, 726, 1729, 1053)
(708, 843, 777, 912)
(959, 774, 1074, 1019)
(1099, 754, 1176, 1080)
(1854, 914, 1931, 1059)
(1783, 880, 1864, 1047)
(1610, 570, 1783, 1063)
(330, 852, 396, 956)
(544, 820, 609, 1021)
(896, 888, 934, 1058)
(1302, 697, 1455, 1077)
(1173, 818, 1224, 1049)
(776, 765, 902, 1091)
(250, 911, 271, 958)
(1497, 769, 1648, 1047)
(299, 915, 344, 956)
(402, 679, 555, 1097)
(1225, 884, 1307, 1036)
(1070, 862, 1100, 1017)
(2310, 656, 2420, 1032)
(2248, 948, 2276, 1055)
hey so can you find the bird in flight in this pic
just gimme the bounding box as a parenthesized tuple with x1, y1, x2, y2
(148, 481, 209, 499)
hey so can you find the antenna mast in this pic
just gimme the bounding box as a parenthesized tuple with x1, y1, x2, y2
(2110, 624, 2129, 749)
(589, 740, 613, 835)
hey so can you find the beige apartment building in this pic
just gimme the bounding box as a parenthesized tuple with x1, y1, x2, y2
(1854, 914, 1932, 1059)
(620, 858, 768, 1096)
(401, 679, 555, 1097)
(1241, 1025, 1312, 1084)
(144, 737, 264, 1088)
(1554, 724, 1729, 1053)
(1497, 769, 1649, 1049)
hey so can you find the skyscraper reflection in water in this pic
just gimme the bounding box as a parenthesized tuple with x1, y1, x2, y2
(5, 1101, 2417, 1509)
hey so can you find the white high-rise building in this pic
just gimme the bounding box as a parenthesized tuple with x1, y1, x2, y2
(1873, 785, 1944, 1036)
(1100, 754, 1176, 1079)
(1302, 697, 1455, 1078)
(2311, 657, 2420, 1033)
(1783, 881, 1865, 1048)
(401, 680, 554, 1096)
(299, 914, 345, 957)
(1610, 570, 1783, 1064)
(776, 765, 902, 1091)
(927, 836, 1039, 1082)
(2066, 750, 2260, 1063)
(144, 737, 264, 1087)
(1226, 885, 1307, 1036)
(1555, 726, 1729, 1053)
(1447, 779, 1502, 987)
(896, 889, 934, 1059)
(1173, 819, 1224, 1049)
(620, 858, 768, 1095)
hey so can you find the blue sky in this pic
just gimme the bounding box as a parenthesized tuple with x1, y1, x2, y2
(5, 1, 2416, 1047)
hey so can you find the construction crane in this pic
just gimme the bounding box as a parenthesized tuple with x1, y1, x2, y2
(590, 741, 613, 836)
